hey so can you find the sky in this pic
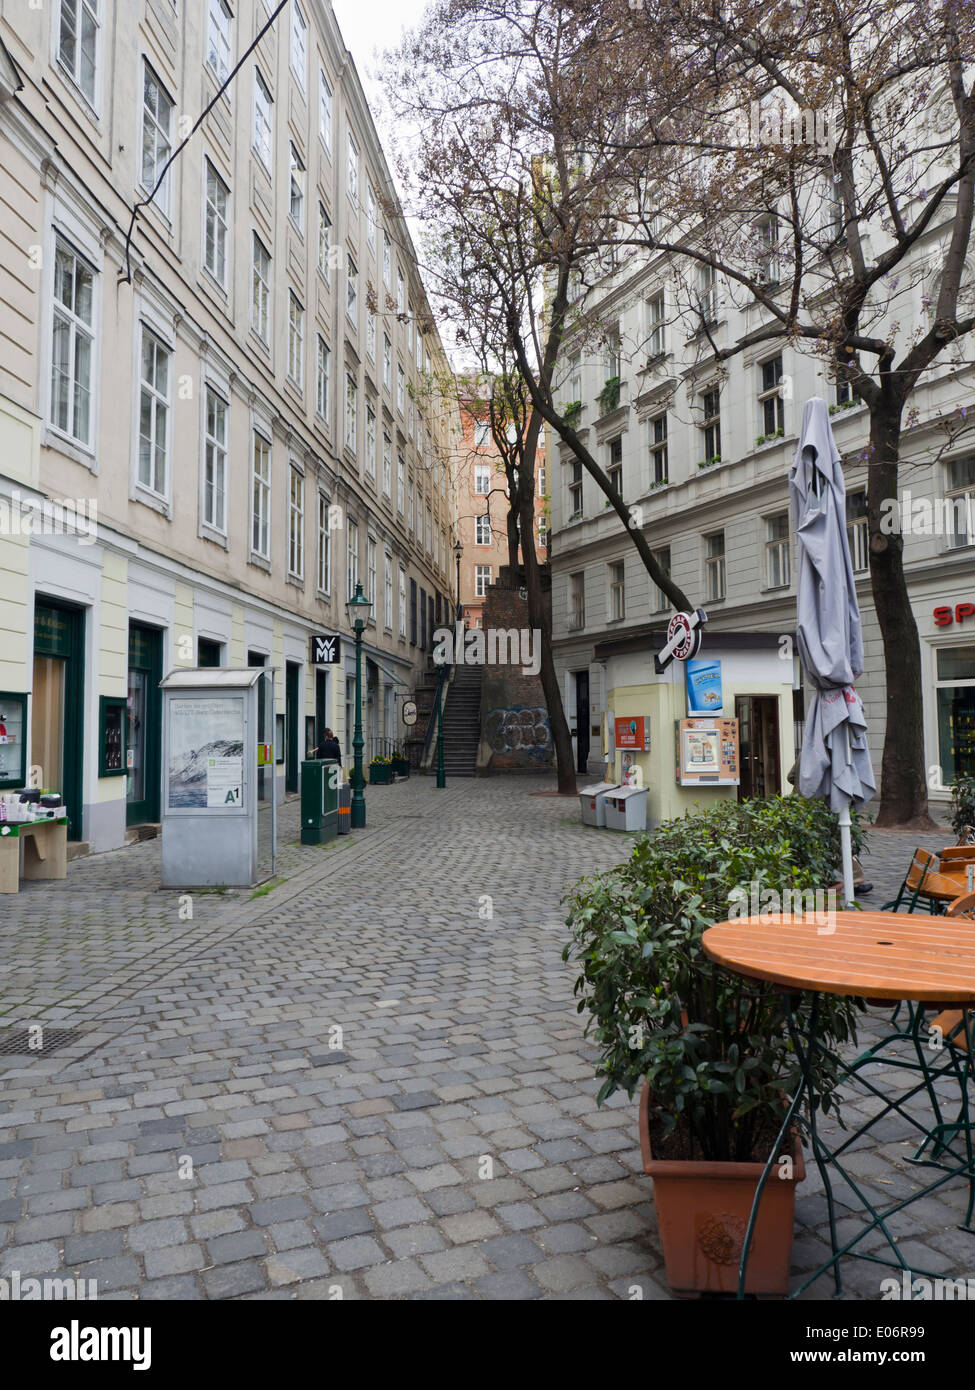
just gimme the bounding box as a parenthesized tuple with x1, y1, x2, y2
(329, 0, 431, 107)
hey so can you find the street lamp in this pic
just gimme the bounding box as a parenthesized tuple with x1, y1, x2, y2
(454, 539, 463, 622)
(345, 581, 373, 828)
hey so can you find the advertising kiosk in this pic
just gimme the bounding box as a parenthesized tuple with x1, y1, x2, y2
(159, 669, 264, 888)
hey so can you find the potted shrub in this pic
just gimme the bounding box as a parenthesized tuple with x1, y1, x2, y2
(368, 756, 392, 784)
(949, 775, 975, 839)
(391, 750, 410, 778)
(564, 796, 863, 1295)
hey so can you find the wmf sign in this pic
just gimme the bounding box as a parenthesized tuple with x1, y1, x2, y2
(311, 633, 342, 665)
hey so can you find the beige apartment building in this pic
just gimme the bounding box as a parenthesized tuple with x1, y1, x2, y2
(455, 400, 548, 628)
(0, 1, 459, 852)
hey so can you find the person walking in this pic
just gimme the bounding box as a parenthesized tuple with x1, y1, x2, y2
(310, 728, 342, 760)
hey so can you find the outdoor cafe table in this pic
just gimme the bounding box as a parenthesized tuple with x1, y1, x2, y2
(702, 911, 975, 1298)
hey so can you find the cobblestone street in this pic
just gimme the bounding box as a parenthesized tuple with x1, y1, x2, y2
(0, 777, 969, 1301)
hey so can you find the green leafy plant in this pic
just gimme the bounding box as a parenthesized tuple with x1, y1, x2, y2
(949, 775, 975, 838)
(597, 375, 621, 414)
(563, 400, 583, 424)
(563, 796, 866, 1163)
(696, 455, 722, 469)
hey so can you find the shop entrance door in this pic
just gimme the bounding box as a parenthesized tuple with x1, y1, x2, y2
(736, 695, 781, 800)
(575, 671, 590, 773)
(33, 600, 85, 840)
(126, 623, 162, 827)
(285, 662, 300, 794)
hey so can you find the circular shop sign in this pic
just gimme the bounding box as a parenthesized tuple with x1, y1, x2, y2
(667, 611, 703, 662)
(401, 700, 418, 727)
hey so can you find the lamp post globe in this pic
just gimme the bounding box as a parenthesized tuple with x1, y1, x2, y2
(345, 581, 372, 829)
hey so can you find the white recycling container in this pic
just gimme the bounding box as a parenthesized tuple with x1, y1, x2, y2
(579, 782, 621, 828)
(604, 786, 649, 832)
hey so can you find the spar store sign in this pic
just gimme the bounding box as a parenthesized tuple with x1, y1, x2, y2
(934, 603, 975, 627)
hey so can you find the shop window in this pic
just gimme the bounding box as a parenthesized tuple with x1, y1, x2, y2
(937, 646, 975, 783)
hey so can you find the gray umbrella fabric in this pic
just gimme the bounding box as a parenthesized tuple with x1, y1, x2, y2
(789, 397, 876, 831)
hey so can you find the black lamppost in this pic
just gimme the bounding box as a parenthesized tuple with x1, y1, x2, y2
(454, 538, 463, 621)
(346, 581, 372, 828)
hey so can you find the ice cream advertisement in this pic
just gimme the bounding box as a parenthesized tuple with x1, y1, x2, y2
(686, 658, 723, 714)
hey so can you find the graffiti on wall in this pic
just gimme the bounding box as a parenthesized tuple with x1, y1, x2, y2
(484, 706, 553, 759)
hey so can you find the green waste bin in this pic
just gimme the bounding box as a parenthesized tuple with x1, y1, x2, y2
(301, 759, 340, 845)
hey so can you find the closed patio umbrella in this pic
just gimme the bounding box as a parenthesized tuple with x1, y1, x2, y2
(789, 397, 876, 905)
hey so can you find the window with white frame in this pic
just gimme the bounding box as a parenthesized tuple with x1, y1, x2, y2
(758, 356, 784, 438)
(648, 292, 666, 356)
(704, 530, 725, 601)
(58, 0, 100, 104)
(141, 63, 173, 212)
(700, 387, 721, 462)
(346, 255, 358, 322)
(366, 308, 376, 361)
(288, 143, 305, 229)
(408, 399, 415, 438)
(474, 422, 490, 447)
(318, 69, 332, 151)
(537, 515, 548, 549)
(203, 386, 228, 532)
(425, 505, 432, 554)
(290, 1, 307, 90)
(474, 464, 491, 495)
(935, 647, 975, 782)
(765, 512, 790, 588)
(567, 351, 581, 404)
(568, 458, 583, 518)
(50, 237, 95, 448)
(408, 484, 415, 532)
(607, 435, 623, 496)
(397, 363, 405, 413)
(366, 403, 376, 475)
(538, 464, 546, 497)
(397, 452, 405, 512)
(316, 335, 330, 419)
(367, 185, 377, 252)
(650, 545, 671, 612)
(947, 457, 975, 549)
(317, 202, 331, 275)
(416, 326, 423, 369)
(383, 335, 392, 389)
(384, 550, 393, 629)
(697, 263, 717, 325)
(650, 412, 668, 482)
(345, 372, 358, 451)
(346, 130, 359, 205)
(757, 215, 781, 285)
(569, 571, 585, 629)
(206, 0, 231, 83)
(203, 160, 229, 286)
(472, 564, 490, 598)
(475, 514, 491, 545)
(382, 434, 392, 496)
(137, 326, 170, 496)
(397, 268, 405, 316)
(383, 231, 391, 286)
(289, 467, 304, 578)
(251, 234, 270, 342)
(317, 492, 331, 592)
(346, 519, 359, 599)
(287, 292, 304, 384)
(609, 560, 625, 621)
(253, 68, 272, 170)
(399, 566, 407, 637)
(834, 372, 860, 408)
(251, 430, 271, 559)
(846, 490, 869, 572)
(606, 325, 621, 380)
(367, 536, 377, 612)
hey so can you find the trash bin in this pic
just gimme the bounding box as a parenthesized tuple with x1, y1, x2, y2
(604, 786, 649, 832)
(300, 760, 340, 845)
(337, 781, 351, 835)
(579, 782, 621, 828)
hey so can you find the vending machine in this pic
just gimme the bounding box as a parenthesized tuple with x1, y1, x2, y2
(675, 717, 740, 787)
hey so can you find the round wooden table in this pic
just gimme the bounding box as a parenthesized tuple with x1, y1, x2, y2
(701, 911, 975, 1298)
(702, 911, 975, 1005)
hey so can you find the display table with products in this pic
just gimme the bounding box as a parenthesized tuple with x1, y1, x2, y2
(0, 817, 69, 893)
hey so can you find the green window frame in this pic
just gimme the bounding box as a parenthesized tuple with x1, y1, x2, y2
(98, 694, 127, 778)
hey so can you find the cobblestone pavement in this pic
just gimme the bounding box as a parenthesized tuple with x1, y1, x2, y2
(0, 779, 971, 1301)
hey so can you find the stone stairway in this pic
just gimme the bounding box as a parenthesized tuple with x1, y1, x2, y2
(440, 662, 483, 777)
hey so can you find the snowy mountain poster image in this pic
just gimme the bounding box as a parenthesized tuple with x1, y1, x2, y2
(168, 698, 245, 810)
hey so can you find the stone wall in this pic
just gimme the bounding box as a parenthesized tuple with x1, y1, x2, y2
(477, 568, 555, 773)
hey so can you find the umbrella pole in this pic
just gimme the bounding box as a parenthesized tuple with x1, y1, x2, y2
(838, 805, 854, 907)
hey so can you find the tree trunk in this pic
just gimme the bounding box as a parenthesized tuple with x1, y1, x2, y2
(867, 404, 937, 828)
(520, 491, 577, 795)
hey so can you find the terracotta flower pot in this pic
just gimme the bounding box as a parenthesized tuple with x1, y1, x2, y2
(639, 1082, 805, 1296)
